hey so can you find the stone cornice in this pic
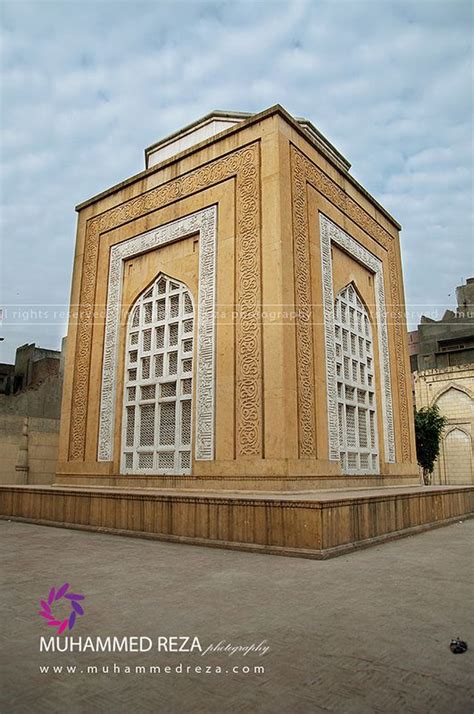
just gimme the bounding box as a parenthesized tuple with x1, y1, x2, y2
(75, 104, 401, 232)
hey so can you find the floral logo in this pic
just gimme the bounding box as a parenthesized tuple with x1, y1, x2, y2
(38, 583, 85, 634)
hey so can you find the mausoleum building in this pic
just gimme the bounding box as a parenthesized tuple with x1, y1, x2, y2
(56, 105, 418, 490)
(2, 106, 472, 558)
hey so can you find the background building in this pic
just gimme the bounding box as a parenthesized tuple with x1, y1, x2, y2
(411, 278, 474, 484)
(0, 340, 65, 484)
(409, 277, 474, 372)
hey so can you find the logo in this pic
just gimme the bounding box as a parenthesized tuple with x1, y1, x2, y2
(38, 583, 85, 635)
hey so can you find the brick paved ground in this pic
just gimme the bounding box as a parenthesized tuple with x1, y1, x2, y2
(0, 519, 472, 713)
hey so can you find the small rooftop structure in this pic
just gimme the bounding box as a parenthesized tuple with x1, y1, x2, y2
(145, 109, 351, 173)
(409, 278, 474, 372)
(0, 343, 61, 395)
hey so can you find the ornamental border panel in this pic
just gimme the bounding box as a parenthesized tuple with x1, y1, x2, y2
(98, 207, 216, 463)
(68, 142, 262, 461)
(320, 214, 395, 463)
(290, 144, 409, 462)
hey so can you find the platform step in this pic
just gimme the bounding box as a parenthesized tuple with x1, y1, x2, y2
(0, 484, 472, 559)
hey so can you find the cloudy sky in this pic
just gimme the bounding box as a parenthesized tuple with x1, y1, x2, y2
(1, 0, 472, 363)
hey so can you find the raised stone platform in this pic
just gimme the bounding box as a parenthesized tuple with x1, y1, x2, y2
(54, 471, 420, 490)
(1, 484, 472, 558)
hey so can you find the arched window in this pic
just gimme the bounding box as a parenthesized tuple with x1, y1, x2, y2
(121, 274, 194, 475)
(334, 283, 378, 473)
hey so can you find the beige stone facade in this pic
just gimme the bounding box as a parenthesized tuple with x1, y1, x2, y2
(56, 105, 418, 489)
(414, 365, 474, 484)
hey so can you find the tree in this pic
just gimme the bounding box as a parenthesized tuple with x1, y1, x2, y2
(414, 405, 447, 485)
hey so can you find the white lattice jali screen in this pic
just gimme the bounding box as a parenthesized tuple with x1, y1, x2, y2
(334, 284, 379, 474)
(121, 275, 194, 474)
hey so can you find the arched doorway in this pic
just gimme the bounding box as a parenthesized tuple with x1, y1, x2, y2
(442, 428, 473, 484)
(433, 386, 474, 484)
(334, 283, 378, 474)
(121, 274, 194, 475)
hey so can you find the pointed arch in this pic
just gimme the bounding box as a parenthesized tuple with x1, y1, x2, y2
(121, 272, 195, 475)
(442, 427, 473, 484)
(338, 281, 375, 324)
(333, 281, 379, 474)
(430, 382, 474, 408)
(444, 424, 472, 440)
(433, 386, 473, 425)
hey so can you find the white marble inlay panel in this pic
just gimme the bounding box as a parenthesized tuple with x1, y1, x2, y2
(98, 206, 217, 465)
(320, 214, 395, 465)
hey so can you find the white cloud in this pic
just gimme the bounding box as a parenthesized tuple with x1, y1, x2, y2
(0, 0, 472, 359)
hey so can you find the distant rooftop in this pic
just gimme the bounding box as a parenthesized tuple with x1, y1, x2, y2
(144, 109, 351, 173)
